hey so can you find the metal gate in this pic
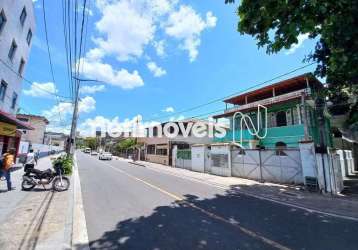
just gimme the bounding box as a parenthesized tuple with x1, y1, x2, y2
(260, 149, 303, 184)
(231, 149, 261, 180)
(175, 149, 192, 170)
(231, 149, 303, 184)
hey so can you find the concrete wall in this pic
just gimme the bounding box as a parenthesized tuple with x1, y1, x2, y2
(0, 0, 35, 114)
(145, 154, 169, 165)
(18, 116, 47, 144)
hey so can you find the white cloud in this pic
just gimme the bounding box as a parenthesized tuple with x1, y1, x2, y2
(23, 82, 58, 98)
(79, 57, 144, 89)
(79, 96, 96, 113)
(93, 0, 156, 61)
(79, 84, 106, 94)
(42, 96, 96, 122)
(78, 114, 159, 137)
(165, 6, 217, 61)
(147, 61, 167, 77)
(162, 106, 174, 112)
(153, 40, 166, 57)
(285, 34, 309, 55)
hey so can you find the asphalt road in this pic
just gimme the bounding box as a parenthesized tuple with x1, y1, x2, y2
(77, 152, 358, 250)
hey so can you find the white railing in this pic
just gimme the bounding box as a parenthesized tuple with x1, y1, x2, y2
(225, 89, 309, 113)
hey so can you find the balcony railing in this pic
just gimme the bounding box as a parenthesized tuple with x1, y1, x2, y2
(225, 89, 310, 114)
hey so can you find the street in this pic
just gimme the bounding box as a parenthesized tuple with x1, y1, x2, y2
(77, 152, 358, 250)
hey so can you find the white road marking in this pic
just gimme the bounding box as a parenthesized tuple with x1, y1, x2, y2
(87, 154, 291, 250)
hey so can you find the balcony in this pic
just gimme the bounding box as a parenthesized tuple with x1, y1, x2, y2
(214, 124, 305, 148)
(224, 89, 310, 114)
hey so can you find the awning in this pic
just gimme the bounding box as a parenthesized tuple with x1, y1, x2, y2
(0, 110, 34, 130)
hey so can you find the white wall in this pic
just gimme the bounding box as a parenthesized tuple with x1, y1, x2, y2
(0, 0, 35, 114)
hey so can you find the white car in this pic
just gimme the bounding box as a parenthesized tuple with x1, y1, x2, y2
(91, 151, 99, 156)
(99, 152, 112, 160)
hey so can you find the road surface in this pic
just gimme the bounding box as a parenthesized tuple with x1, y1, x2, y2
(77, 152, 358, 250)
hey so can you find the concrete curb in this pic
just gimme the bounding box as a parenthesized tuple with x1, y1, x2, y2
(71, 153, 90, 249)
(128, 161, 146, 167)
(63, 169, 75, 249)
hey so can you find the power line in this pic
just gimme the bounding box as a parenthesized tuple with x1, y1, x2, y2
(0, 58, 71, 101)
(42, 0, 65, 127)
(61, 0, 74, 101)
(142, 62, 317, 123)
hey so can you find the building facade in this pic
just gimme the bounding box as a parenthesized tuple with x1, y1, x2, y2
(213, 74, 332, 150)
(44, 132, 68, 150)
(0, 0, 35, 155)
(139, 119, 218, 165)
(0, 0, 35, 114)
(17, 114, 49, 144)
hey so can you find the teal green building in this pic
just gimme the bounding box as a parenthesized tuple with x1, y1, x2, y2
(213, 74, 332, 149)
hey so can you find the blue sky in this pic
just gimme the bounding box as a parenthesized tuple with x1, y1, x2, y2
(21, 0, 317, 135)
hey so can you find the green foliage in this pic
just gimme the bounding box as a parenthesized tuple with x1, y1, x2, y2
(225, 0, 358, 127)
(53, 155, 73, 176)
(83, 137, 97, 150)
(116, 138, 137, 151)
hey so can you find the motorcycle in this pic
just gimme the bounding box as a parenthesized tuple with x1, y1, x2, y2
(21, 161, 70, 192)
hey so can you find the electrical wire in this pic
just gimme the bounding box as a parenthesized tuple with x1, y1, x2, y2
(141, 62, 317, 123)
(0, 58, 71, 101)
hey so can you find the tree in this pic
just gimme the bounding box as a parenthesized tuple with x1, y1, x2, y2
(225, 0, 358, 129)
(116, 138, 137, 151)
(84, 137, 97, 150)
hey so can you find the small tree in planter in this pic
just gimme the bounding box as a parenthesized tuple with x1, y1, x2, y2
(52, 155, 73, 175)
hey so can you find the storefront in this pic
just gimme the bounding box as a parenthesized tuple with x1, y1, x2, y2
(0, 110, 33, 156)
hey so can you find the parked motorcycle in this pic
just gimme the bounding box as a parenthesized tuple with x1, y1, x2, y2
(21, 161, 70, 192)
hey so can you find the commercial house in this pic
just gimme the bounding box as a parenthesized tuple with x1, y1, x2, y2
(213, 73, 332, 150)
(17, 114, 49, 144)
(139, 119, 221, 166)
(0, 0, 35, 154)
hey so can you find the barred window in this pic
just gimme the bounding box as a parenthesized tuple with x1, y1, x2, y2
(147, 145, 155, 154)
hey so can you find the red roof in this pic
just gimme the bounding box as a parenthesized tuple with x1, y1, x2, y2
(223, 73, 322, 105)
(0, 110, 34, 130)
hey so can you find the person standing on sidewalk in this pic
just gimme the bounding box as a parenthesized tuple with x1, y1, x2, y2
(34, 150, 40, 165)
(25, 149, 35, 169)
(1, 148, 16, 191)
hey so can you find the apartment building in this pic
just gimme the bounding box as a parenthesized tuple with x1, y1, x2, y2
(0, 0, 35, 154)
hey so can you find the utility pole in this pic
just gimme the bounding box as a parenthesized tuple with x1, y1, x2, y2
(67, 77, 81, 155)
(67, 76, 101, 155)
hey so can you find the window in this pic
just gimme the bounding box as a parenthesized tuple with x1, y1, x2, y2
(275, 141, 287, 156)
(156, 148, 167, 156)
(18, 117, 29, 122)
(8, 40, 17, 60)
(20, 7, 27, 26)
(11, 92, 18, 109)
(147, 145, 155, 155)
(276, 111, 287, 127)
(0, 80, 7, 101)
(18, 58, 25, 75)
(26, 29, 32, 45)
(0, 9, 6, 33)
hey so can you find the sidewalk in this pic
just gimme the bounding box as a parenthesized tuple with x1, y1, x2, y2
(0, 155, 74, 250)
(119, 157, 358, 221)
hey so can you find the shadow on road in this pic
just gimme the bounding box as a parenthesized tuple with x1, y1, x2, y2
(75, 185, 358, 250)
